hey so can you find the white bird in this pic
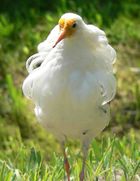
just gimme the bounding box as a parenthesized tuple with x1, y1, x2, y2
(22, 13, 116, 181)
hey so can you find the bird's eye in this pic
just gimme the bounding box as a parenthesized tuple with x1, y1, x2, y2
(72, 23, 77, 28)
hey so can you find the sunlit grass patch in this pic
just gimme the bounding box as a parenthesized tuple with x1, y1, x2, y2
(0, 132, 139, 180)
(0, 1, 140, 180)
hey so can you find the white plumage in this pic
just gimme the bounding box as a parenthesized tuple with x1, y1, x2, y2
(22, 13, 116, 181)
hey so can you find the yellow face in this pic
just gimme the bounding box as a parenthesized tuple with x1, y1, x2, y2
(58, 18, 77, 37)
(53, 17, 77, 48)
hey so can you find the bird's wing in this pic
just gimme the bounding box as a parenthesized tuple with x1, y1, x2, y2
(87, 24, 116, 65)
(26, 25, 59, 73)
(96, 71, 116, 105)
(87, 25, 116, 104)
(26, 52, 47, 73)
(37, 25, 59, 53)
(23, 25, 60, 98)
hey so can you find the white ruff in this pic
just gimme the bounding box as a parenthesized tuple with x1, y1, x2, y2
(22, 13, 116, 142)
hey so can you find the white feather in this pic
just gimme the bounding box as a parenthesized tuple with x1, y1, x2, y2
(22, 13, 116, 141)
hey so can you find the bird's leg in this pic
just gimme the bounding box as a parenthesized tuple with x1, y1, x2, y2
(79, 140, 89, 181)
(61, 142, 70, 181)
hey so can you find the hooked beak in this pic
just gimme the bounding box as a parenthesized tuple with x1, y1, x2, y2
(53, 29, 67, 48)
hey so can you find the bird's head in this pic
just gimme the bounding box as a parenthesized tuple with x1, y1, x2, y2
(53, 13, 84, 48)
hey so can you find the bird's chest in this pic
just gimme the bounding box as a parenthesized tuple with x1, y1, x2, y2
(33, 54, 108, 139)
(40, 47, 95, 101)
(36, 59, 102, 123)
(35, 64, 108, 139)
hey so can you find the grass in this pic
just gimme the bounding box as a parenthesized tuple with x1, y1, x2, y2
(0, 131, 139, 180)
(0, 0, 140, 180)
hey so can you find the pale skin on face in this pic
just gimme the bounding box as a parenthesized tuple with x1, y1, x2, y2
(53, 18, 77, 48)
